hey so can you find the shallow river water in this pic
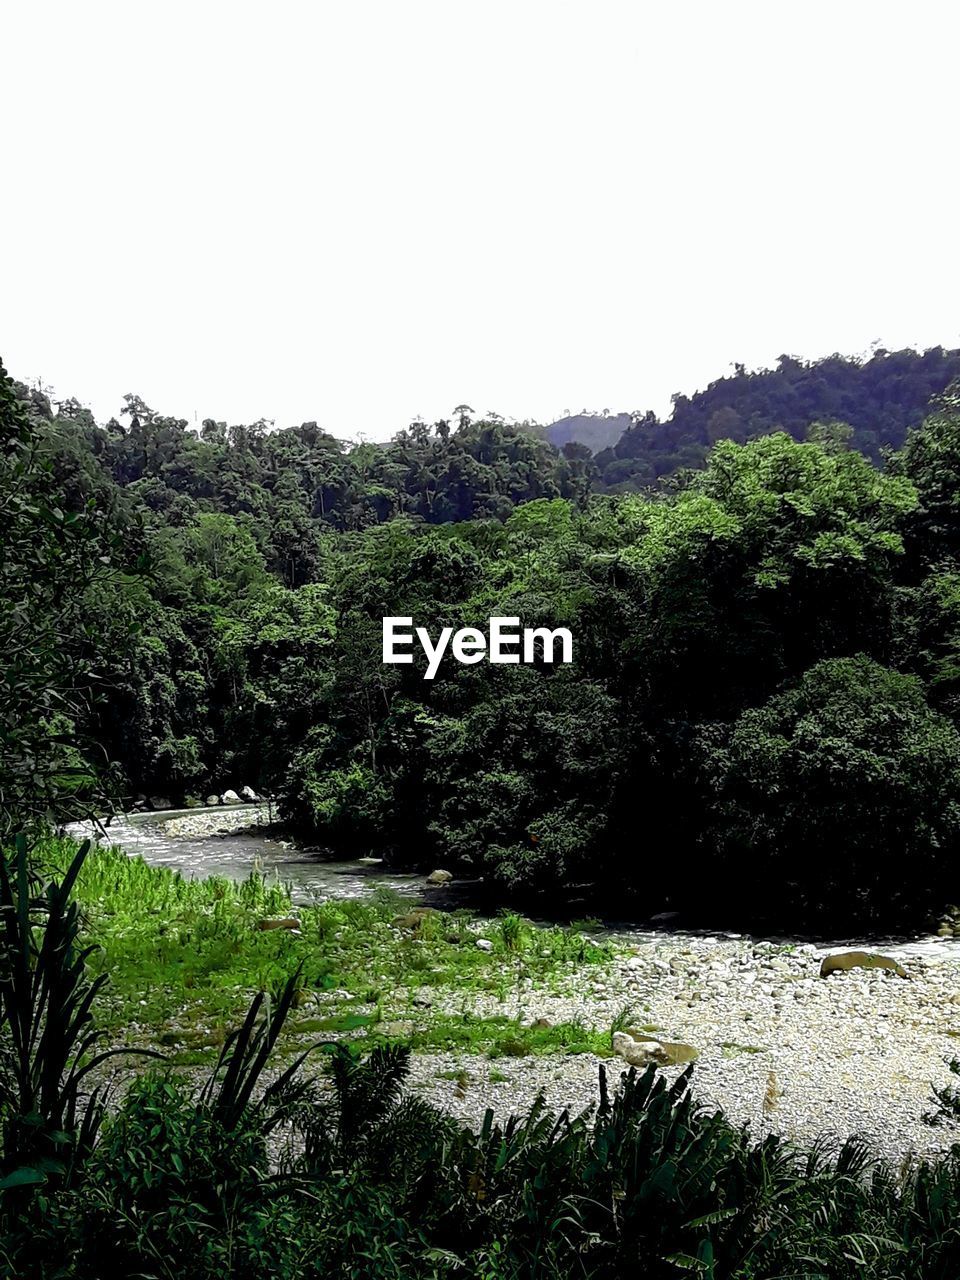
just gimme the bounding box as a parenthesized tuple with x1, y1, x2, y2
(69, 805, 960, 963)
(71, 806, 430, 902)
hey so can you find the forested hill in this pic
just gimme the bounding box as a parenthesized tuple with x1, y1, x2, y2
(15, 349, 960, 558)
(593, 347, 960, 489)
(9, 350, 960, 929)
(543, 412, 632, 454)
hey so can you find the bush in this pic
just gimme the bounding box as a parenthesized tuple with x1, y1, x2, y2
(701, 654, 960, 928)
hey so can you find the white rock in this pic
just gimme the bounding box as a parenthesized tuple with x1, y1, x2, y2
(475, 939, 493, 952)
(220, 789, 241, 804)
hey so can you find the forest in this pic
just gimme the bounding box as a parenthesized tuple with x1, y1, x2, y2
(6, 347, 960, 931)
(11, 350, 960, 1277)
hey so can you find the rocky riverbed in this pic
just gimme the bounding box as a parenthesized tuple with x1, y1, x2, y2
(75, 810, 960, 1165)
(398, 933, 960, 1165)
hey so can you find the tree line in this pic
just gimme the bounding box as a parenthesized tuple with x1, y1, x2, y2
(7, 357, 960, 928)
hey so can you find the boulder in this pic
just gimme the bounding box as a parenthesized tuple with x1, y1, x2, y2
(819, 951, 908, 980)
(220, 789, 241, 805)
(613, 1032, 669, 1067)
(241, 785, 260, 802)
(475, 938, 494, 952)
(426, 869, 453, 886)
(613, 1030, 699, 1067)
(148, 796, 173, 811)
(205, 795, 220, 806)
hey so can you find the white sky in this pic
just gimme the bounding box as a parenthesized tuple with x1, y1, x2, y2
(3, 1, 959, 441)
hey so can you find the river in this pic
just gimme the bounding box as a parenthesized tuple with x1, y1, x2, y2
(66, 803, 960, 964)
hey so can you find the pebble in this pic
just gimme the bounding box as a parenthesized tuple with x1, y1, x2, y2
(406, 932, 960, 1165)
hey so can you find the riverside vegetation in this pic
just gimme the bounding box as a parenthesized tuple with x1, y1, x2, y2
(12, 354, 960, 1273)
(8, 836, 960, 1277)
(11, 352, 960, 930)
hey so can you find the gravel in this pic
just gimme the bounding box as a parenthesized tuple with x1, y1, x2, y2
(398, 934, 960, 1165)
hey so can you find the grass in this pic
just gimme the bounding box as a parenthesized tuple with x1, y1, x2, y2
(41, 835, 615, 1064)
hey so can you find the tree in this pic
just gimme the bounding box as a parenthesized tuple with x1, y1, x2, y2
(0, 363, 120, 834)
(701, 655, 960, 928)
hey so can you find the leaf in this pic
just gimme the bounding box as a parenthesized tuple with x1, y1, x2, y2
(0, 1166, 47, 1190)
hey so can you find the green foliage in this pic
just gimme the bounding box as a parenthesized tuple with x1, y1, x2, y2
(0, 837, 146, 1198)
(595, 345, 960, 488)
(11, 358, 960, 928)
(7, 850, 960, 1277)
(701, 655, 960, 926)
(0, 364, 124, 834)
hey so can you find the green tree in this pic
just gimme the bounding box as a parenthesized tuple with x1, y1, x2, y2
(701, 655, 960, 927)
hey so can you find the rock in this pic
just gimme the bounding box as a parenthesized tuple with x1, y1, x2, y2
(255, 918, 301, 932)
(819, 951, 909, 980)
(612, 1032, 669, 1066)
(205, 795, 220, 806)
(148, 796, 173, 811)
(412, 991, 432, 1008)
(614, 1031, 699, 1067)
(646, 911, 681, 928)
(393, 908, 437, 931)
(241, 785, 260, 802)
(426, 869, 453, 886)
(475, 938, 494, 952)
(220, 789, 241, 804)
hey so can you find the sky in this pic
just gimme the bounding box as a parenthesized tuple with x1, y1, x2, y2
(3, 1, 959, 442)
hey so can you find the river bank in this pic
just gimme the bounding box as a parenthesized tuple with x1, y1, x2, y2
(66, 813, 960, 1165)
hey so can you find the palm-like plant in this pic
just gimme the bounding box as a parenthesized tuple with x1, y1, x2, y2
(199, 969, 318, 1136)
(0, 836, 148, 1193)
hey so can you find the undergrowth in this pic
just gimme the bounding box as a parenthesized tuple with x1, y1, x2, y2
(43, 836, 613, 1061)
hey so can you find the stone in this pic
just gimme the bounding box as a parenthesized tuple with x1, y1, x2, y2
(205, 795, 220, 806)
(819, 951, 909, 980)
(393, 908, 437, 931)
(220, 789, 241, 804)
(148, 796, 173, 811)
(646, 911, 681, 928)
(612, 1032, 669, 1067)
(413, 991, 432, 1008)
(426, 869, 453, 886)
(475, 938, 494, 952)
(241, 785, 260, 802)
(614, 1031, 699, 1067)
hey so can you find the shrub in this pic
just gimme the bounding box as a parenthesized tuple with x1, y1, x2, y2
(701, 654, 960, 927)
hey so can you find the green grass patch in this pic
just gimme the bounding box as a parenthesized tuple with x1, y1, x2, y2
(41, 835, 615, 1062)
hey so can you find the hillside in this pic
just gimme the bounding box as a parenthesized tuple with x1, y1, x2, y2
(543, 412, 631, 453)
(595, 347, 960, 489)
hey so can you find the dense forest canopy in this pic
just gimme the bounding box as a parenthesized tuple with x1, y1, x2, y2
(7, 347, 960, 930)
(593, 346, 960, 487)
